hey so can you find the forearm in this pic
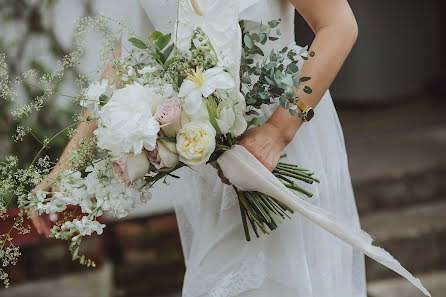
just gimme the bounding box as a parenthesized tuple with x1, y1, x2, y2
(49, 39, 122, 177)
(49, 110, 97, 177)
(268, 0, 358, 144)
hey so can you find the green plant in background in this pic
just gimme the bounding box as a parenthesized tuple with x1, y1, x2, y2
(0, 0, 90, 208)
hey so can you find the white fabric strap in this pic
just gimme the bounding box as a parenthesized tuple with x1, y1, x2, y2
(217, 145, 431, 297)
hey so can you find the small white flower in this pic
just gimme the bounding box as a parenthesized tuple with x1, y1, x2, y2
(81, 80, 113, 116)
(84, 159, 152, 219)
(35, 190, 48, 202)
(64, 217, 106, 237)
(178, 67, 234, 114)
(139, 66, 157, 74)
(128, 67, 135, 77)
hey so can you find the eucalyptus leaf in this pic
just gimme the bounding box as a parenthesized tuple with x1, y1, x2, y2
(303, 86, 313, 94)
(279, 97, 289, 109)
(259, 33, 267, 44)
(268, 20, 280, 28)
(246, 109, 260, 116)
(244, 35, 253, 49)
(299, 45, 308, 54)
(286, 63, 299, 74)
(242, 76, 252, 84)
(265, 77, 275, 85)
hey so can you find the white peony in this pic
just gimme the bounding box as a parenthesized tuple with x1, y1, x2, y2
(94, 83, 161, 155)
(176, 121, 216, 166)
(178, 67, 234, 114)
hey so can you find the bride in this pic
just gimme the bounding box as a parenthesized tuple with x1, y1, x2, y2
(33, 0, 365, 296)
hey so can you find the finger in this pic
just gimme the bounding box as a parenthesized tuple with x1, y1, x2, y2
(31, 215, 42, 235)
(218, 171, 231, 185)
(42, 218, 52, 238)
(216, 164, 232, 185)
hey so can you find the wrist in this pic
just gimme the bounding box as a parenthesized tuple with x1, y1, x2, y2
(266, 116, 302, 146)
(264, 121, 292, 149)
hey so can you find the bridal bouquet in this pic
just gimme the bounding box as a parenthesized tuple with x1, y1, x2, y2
(43, 22, 316, 243)
(0, 12, 317, 283)
(0, 1, 432, 295)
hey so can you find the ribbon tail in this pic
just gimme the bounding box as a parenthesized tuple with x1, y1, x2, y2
(217, 145, 431, 297)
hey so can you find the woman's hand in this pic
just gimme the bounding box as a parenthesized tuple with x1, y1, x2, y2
(216, 122, 289, 185)
(30, 177, 57, 238)
(238, 122, 289, 172)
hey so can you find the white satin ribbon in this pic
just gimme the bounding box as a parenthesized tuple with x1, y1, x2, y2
(217, 145, 431, 296)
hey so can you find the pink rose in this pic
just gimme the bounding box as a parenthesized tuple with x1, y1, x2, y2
(146, 140, 179, 170)
(111, 153, 150, 186)
(155, 98, 183, 137)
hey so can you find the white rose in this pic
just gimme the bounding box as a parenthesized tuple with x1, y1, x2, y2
(94, 83, 160, 154)
(111, 152, 151, 186)
(154, 98, 183, 137)
(176, 121, 216, 166)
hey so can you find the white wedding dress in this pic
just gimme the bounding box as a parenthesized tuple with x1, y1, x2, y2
(137, 1, 367, 297)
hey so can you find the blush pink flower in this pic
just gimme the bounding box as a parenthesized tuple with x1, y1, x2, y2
(111, 153, 150, 186)
(146, 140, 179, 170)
(154, 98, 183, 137)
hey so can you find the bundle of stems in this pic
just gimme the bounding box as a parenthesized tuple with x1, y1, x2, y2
(236, 162, 320, 241)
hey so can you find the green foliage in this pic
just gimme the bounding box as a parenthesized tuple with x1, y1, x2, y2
(128, 37, 147, 49)
(128, 32, 174, 67)
(239, 19, 314, 117)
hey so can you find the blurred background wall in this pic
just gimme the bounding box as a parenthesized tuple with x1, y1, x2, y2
(0, 1, 445, 297)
